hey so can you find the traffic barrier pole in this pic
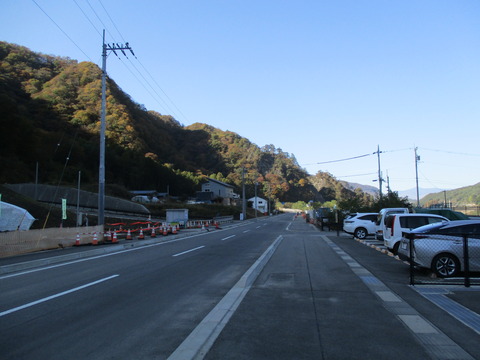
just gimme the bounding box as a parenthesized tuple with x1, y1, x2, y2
(92, 232, 98, 245)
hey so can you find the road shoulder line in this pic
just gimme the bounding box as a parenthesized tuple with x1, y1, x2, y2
(167, 235, 284, 360)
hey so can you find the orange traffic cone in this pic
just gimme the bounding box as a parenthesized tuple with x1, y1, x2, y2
(112, 231, 118, 243)
(172, 225, 177, 235)
(163, 226, 167, 236)
(139, 229, 145, 240)
(75, 233, 81, 246)
(151, 227, 156, 238)
(215, 222, 220, 229)
(92, 232, 98, 245)
(126, 229, 132, 240)
(105, 231, 112, 242)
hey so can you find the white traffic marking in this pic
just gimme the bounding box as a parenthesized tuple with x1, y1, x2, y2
(243, 230, 250, 233)
(172, 246, 205, 257)
(221, 235, 236, 241)
(0, 275, 119, 317)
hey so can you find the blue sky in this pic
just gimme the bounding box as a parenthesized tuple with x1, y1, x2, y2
(2, 0, 480, 193)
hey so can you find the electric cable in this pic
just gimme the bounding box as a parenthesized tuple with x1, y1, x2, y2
(31, 0, 93, 62)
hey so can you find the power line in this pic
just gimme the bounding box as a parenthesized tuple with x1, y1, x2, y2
(420, 147, 480, 157)
(31, 0, 93, 61)
(72, 0, 102, 37)
(97, 0, 126, 43)
(303, 152, 373, 166)
(73, 0, 189, 123)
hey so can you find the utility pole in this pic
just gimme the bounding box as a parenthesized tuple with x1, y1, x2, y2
(376, 145, 383, 199)
(242, 168, 246, 220)
(98, 30, 134, 225)
(415, 147, 420, 207)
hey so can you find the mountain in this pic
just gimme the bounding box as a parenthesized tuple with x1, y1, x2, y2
(0, 41, 357, 203)
(342, 181, 379, 197)
(397, 188, 445, 201)
(421, 183, 480, 206)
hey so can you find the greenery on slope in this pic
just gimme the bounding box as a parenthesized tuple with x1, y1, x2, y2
(1, 41, 415, 211)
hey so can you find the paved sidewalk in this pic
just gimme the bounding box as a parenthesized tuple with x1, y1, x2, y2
(204, 218, 480, 360)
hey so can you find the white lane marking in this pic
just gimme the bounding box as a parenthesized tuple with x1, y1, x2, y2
(0, 234, 211, 279)
(172, 246, 205, 257)
(0, 275, 119, 317)
(221, 235, 236, 241)
(243, 230, 250, 233)
(255, 226, 261, 229)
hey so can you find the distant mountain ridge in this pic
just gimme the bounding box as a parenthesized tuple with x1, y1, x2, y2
(397, 188, 445, 201)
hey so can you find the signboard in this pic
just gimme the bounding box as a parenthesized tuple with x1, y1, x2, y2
(62, 198, 67, 220)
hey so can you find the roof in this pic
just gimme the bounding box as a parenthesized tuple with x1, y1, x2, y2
(204, 178, 235, 188)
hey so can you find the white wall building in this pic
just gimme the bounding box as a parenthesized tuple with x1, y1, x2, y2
(248, 196, 268, 214)
(201, 178, 236, 205)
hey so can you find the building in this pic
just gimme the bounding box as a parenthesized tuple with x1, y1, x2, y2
(200, 178, 237, 205)
(249, 196, 268, 214)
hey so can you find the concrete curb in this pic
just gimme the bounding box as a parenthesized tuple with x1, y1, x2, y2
(168, 235, 284, 360)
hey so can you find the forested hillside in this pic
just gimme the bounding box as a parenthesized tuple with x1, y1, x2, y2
(0, 41, 362, 203)
(422, 183, 480, 206)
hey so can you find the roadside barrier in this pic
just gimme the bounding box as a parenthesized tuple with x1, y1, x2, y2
(92, 232, 98, 245)
(1, 216, 231, 258)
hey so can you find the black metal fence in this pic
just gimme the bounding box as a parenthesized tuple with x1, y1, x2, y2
(403, 234, 480, 287)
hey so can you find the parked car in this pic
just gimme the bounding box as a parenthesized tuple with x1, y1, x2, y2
(398, 220, 480, 277)
(343, 213, 378, 239)
(375, 208, 409, 240)
(383, 213, 448, 254)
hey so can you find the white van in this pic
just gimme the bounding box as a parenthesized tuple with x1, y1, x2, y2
(383, 213, 448, 254)
(375, 208, 409, 240)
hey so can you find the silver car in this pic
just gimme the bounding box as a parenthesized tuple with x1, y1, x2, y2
(398, 220, 480, 277)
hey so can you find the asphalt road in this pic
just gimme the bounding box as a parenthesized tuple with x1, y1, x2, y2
(0, 217, 282, 359)
(1, 214, 479, 359)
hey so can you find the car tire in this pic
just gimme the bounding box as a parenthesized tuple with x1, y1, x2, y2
(354, 227, 368, 239)
(392, 242, 400, 255)
(432, 253, 460, 278)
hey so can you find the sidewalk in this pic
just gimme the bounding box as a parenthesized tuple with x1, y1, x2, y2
(204, 219, 480, 360)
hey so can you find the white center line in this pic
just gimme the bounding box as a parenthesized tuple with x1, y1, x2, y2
(172, 246, 205, 257)
(0, 275, 119, 317)
(243, 230, 250, 233)
(221, 235, 236, 241)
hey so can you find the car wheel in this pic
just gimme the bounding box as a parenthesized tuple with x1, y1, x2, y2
(432, 253, 460, 278)
(354, 227, 368, 239)
(392, 242, 400, 255)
